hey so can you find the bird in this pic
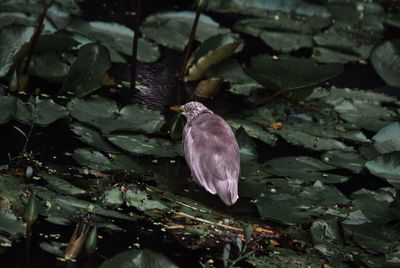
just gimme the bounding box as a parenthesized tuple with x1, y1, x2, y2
(171, 101, 240, 206)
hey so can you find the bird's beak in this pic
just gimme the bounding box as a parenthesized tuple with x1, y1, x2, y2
(170, 105, 185, 113)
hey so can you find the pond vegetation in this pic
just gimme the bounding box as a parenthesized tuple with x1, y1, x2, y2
(0, 0, 400, 267)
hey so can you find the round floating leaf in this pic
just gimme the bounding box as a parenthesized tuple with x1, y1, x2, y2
(260, 31, 313, 53)
(70, 122, 120, 153)
(125, 190, 168, 212)
(15, 97, 68, 127)
(371, 40, 400, 88)
(30, 52, 72, 83)
(39, 172, 85, 195)
(264, 156, 349, 183)
(227, 119, 277, 146)
(365, 152, 400, 189)
(372, 122, 400, 154)
(68, 19, 160, 62)
(185, 34, 240, 81)
(141, 11, 230, 50)
(0, 95, 16, 125)
(99, 249, 178, 268)
(246, 55, 343, 91)
(0, 25, 34, 77)
(322, 150, 365, 173)
(206, 59, 261, 96)
(0, 210, 26, 237)
(72, 148, 144, 173)
(310, 219, 343, 257)
(235, 127, 258, 163)
(107, 134, 182, 158)
(68, 97, 165, 134)
(61, 43, 111, 97)
(34, 33, 79, 53)
(334, 100, 397, 132)
(256, 181, 349, 225)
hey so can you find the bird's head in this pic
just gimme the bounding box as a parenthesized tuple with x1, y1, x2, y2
(170, 101, 212, 122)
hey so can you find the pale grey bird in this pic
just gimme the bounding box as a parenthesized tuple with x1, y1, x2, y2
(171, 101, 240, 205)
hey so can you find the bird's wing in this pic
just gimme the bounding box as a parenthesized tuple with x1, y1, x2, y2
(183, 113, 240, 204)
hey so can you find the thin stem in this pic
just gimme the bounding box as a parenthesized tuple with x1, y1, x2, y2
(178, 9, 201, 80)
(22, 5, 48, 75)
(22, 124, 34, 154)
(131, 0, 142, 89)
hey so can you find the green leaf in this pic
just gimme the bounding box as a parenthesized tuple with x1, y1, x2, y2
(227, 119, 277, 146)
(321, 150, 365, 173)
(99, 249, 179, 268)
(334, 100, 397, 132)
(70, 122, 120, 153)
(365, 152, 400, 189)
(0, 25, 34, 77)
(107, 134, 182, 158)
(246, 55, 343, 91)
(206, 59, 261, 96)
(256, 181, 349, 225)
(30, 52, 72, 83)
(141, 11, 230, 50)
(61, 43, 111, 97)
(72, 148, 144, 173)
(0, 209, 26, 237)
(371, 39, 400, 88)
(0, 95, 16, 125)
(68, 97, 165, 134)
(39, 172, 85, 195)
(125, 190, 168, 212)
(260, 31, 313, 53)
(373, 122, 400, 154)
(185, 34, 240, 81)
(68, 19, 160, 63)
(264, 156, 349, 183)
(15, 97, 68, 127)
(310, 219, 343, 257)
(235, 127, 258, 163)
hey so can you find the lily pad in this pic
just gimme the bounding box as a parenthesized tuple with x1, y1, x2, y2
(99, 249, 178, 268)
(68, 19, 160, 62)
(30, 52, 72, 83)
(0, 209, 26, 238)
(372, 122, 400, 154)
(0, 95, 16, 125)
(206, 59, 261, 96)
(68, 97, 165, 134)
(246, 55, 343, 91)
(227, 118, 277, 146)
(70, 122, 120, 153)
(72, 148, 144, 173)
(0, 25, 34, 77)
(365, 152, 400, 189)
(310, 219, 343, 257)
(140, 11, 230, 50)
(40, 172, 85, 195)
(334, 100, 397, 132)
(15, 97, 68, 127)
(322, 150, 366, 173)
(61, 43, 111, 97)
(371, 39, 400, 88)
(107, 134, 181, 158)
(256, 180, 349, 225)
(264, 156, 349, 183)
(185, 34, 240, 81)
(125, 190, 168, 212)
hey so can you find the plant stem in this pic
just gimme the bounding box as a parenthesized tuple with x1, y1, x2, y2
(131, 0, 142, 89)
(178, 9, 201, 81)
(22, 5, 48, 75)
